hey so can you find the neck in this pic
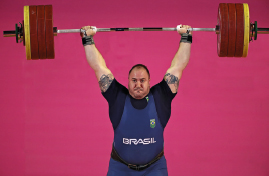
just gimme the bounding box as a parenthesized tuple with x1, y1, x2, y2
(129, 93, 149, 100)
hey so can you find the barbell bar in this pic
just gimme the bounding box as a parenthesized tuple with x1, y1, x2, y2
(3, 3, 269, 60)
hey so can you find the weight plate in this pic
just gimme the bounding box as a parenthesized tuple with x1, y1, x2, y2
(24, 6, 31, 60)
(217, 3, 229, 57)
(227, 3, 236, 57)
(45, 5, 55, 59)
(242, 3, 249, 57)
(29, 6, 39, 59)
(235, 3, 244, 57)
(37, 5, 46, 59)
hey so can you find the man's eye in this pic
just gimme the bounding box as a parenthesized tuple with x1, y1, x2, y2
(141, 80, 144, 83)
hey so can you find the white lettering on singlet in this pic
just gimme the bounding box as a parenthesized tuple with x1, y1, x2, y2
(123, 138, 156, 145)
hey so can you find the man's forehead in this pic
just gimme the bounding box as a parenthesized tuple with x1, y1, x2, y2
(129, 67, 150, 80)
(130, 68, 148, 75)
(130, 69, 148, 78)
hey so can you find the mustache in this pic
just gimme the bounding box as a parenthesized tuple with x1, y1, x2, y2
(134, 87, 143, 91)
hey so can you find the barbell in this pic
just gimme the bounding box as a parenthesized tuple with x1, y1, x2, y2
(3, 3, 269, 60)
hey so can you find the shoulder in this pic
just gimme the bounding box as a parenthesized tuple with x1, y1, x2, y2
(163, 72, 181, 93)
(98, 73, 114, 93)
(102, 78, 128, 105)
(151, 79, 177, 101)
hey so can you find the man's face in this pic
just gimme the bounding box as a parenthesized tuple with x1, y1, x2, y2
(128, 68, 150, 99)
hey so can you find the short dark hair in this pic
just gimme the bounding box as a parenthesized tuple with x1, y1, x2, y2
(129, 64, 150, 78)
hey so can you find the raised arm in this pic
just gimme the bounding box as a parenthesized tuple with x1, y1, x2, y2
(81, 26, 114, 93)
(164, 25, 192, 93)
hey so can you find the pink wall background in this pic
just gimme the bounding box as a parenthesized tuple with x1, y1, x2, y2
(1, 0, 269, 175)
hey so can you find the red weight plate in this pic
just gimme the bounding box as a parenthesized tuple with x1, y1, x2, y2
(29, 6, 39, 59)
(217, 3, 229, 57)
(37, 5, 46, 59)
(235, 4, 244, 57)
(45, 5, 55, 59)
(227, 3, 236, 57)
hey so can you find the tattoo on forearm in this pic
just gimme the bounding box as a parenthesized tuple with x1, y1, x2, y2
(164, 73, 179, 92)
(98, 74, 113, 92)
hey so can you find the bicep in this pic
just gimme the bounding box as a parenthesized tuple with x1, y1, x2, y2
(96, 67, 114, 93)
(164, 67, 182, 93)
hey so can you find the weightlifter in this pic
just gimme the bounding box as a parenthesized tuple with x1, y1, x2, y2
(80, 24, 192, 175)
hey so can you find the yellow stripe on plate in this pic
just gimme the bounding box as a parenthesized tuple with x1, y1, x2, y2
(243, 3, 249, 57)
(24, 6, 31, 60)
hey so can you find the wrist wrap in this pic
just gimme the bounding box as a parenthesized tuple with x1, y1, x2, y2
(180, 33, 192, 44)
(82, 35, 95, 46)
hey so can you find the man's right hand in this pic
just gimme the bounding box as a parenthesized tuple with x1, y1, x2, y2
(80, 26, 97, 37)
(177, 24, 192, 35)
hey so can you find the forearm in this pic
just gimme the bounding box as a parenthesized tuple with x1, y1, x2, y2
(84, 44, 108, 72)
(170, 42, 191, 72)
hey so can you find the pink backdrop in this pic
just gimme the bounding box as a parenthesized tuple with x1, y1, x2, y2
(1, 0, 269, 175)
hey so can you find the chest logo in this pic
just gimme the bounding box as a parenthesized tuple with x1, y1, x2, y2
(150, 119, 155, 128)
(145, 96, 149, 102)
(123, 138, 156, 145)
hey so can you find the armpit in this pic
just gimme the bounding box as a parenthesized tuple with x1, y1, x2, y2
(164, 73, 179, 92)
(98, 74, 114, 92)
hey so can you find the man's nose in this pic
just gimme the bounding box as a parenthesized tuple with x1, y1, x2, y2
(138, 82, 143, 88)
